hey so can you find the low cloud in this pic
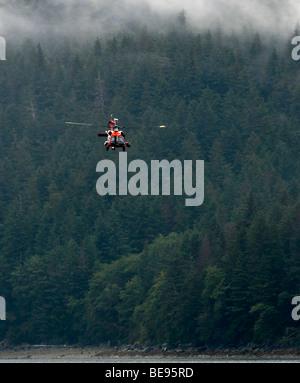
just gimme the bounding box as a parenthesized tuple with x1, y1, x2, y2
(0, 0, 299, 43)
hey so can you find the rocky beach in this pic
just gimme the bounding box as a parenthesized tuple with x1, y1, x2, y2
(0, 345, 300, 361)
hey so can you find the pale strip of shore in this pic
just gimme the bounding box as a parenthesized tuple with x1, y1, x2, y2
(0, 345, 300, 360)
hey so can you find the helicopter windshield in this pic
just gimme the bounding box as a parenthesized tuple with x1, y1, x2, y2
(110, 136, 124, 143)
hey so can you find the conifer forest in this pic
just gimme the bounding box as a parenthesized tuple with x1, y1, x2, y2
(1, 0, 300, 349)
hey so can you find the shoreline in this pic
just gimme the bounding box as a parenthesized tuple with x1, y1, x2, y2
(1, 345, 300, 360)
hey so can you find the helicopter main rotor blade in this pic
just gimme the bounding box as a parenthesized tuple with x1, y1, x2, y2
(123, 125, 167, 129)
(65, 121, 95, 126)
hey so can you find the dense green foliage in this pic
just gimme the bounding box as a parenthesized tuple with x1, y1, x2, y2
(1, 22, 300, 348)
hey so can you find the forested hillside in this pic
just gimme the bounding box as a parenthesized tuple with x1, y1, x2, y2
(0, 18, 300, 347)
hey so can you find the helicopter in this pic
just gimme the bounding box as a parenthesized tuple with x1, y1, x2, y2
(65, 116, 166, 151)
(101, 117, 131, 151)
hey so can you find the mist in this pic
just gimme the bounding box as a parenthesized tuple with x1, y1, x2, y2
(139, 0, 300, 34)
(0, 0, 299, 44)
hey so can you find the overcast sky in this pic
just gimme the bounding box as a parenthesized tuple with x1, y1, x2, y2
(0, 0, 299, 41)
